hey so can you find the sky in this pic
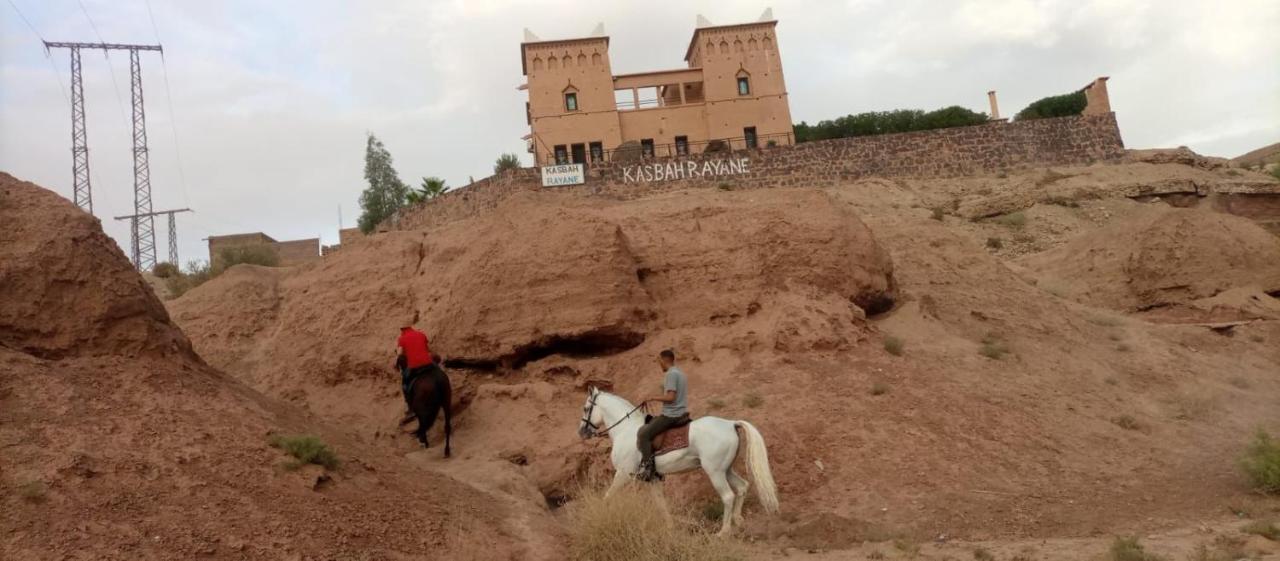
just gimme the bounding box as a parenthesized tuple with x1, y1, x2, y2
(2, 0, 1278, 265)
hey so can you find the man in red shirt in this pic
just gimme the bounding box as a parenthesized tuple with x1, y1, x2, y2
(396, 317, 434, 425)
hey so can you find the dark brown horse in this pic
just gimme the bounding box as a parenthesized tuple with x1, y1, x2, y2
(408, 362, 453, 458)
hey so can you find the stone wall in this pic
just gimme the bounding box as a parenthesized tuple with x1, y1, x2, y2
(392, 112, 1124, 231)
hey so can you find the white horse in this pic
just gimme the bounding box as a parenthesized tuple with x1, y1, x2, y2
(577, 386, 779, 535)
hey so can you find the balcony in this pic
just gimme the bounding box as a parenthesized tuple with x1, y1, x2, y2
(612, 68, 705, 111)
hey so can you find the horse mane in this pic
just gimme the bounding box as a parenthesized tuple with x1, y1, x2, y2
(595, 391, 641, 421)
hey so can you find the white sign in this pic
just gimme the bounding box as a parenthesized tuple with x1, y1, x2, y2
(541, 163, 585, 187)
(621, 157, 751, 183)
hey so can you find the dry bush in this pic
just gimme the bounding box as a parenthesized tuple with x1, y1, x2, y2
(883, 335, 905, 356)
(973, 547, 995, 560)
(152, 262, 179, 278)
(930, 207, 945, 221)
(742, 393, 763, 409)
(268, 434, 339, 470)
(706, 397, 726, 411)
(991, 211, 1027, 227)
(1109, 536, 1163, 561)
(1171, 394, 1216, 421)
(1242, 519, 1280, 541)
(1240, 430, 1280, 494)
(1113, 415, 1142, 431)
(566, 481, 744, 561)
(870, 382, 890, 396)
(986, 237, 1004, 249)
(18, 481, 47, 503)
(979, 333, 1009, 360)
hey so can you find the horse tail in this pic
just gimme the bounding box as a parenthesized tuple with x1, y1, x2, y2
(734, 420, 779, 514)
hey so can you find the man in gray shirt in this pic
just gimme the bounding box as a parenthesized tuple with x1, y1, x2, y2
(637, 348, 689, 481)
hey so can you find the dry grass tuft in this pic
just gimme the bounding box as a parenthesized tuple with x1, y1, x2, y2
(1240, 430, 1280, 495)
(991, 211, 1028, 227)
(979, 333, 1010, 360)
(870, 382, 890, 396)
(1242, 519, 1280, 541)
(567, 480, 744, 561)
(268, 434, 339, 470)
(884, 335, 905, 356)
(742, 393, 764, 409)
(706, 397, 726, 411)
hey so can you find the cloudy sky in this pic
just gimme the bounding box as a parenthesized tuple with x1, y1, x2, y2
(2, 0, 1277, 264)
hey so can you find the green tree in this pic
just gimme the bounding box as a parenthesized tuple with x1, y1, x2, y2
(1013, 90, 1087, 121)
(793, 105, 988, 143)
(407, 176, 448, 204)
(494, 153, 521, 174)
(357, 134, 409, 234)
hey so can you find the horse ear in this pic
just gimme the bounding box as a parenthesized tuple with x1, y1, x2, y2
(588, 385, 598, 395)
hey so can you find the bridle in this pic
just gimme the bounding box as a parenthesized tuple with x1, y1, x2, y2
(581, 392, 645, 438)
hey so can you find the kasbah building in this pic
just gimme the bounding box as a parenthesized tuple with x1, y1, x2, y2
(522, 9, 794, 166)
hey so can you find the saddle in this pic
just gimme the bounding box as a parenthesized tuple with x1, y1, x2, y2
(644, 414, 693, 456)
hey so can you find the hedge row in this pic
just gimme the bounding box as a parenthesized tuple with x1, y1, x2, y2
(1013, 90, 1087, 121)
(793, 106, 990, 143)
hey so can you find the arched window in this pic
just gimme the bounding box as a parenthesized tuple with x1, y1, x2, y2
(706, 41, 715, 55)
(548, 56, 559, 69)
(733, 39, 743, 52)
(532, 56, 543, 71)
(577, 53, 587, 66)
(736, 70, 751, 96)
(718, 40, 729, 53)
(763, 36, 773, 51)
(562, 54, 572, 67)
(748, 38, 758, 51)
(592, 52, 602, 65)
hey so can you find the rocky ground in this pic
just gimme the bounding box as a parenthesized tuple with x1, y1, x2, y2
(5, 149, 1280, 560)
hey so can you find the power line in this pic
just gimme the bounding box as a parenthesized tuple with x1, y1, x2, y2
(145, 0, 191, 208)
(76, 0, 130, 126)
(5, 0, 40, 38)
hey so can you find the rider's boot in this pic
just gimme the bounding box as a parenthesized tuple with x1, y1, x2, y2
(400, 406, 416, 426)
(637, 458, 662, 482)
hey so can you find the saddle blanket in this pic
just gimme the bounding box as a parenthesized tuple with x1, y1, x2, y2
(655, 423, 690, 456)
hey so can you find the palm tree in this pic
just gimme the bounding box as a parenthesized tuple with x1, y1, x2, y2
(406, 176, 448, 204)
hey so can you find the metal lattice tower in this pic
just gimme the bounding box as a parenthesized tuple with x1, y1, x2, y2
(43, 41, 163, 269)
(114, 208, 190, 269)
(67, 46, 92, 214)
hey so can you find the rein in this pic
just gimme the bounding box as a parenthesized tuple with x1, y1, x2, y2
(583, 393, 645, 438)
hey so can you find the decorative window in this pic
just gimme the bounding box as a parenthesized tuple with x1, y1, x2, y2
(589, 141, 603, 162)
(564, 91, 578, 111)
(577, 53, 587, 66)
(733, 39, 743, 52)
(554, 145, 568, 165)
(737, 76, 750, 96)
(562, 54, 572, 67)
(592, 52, 602, 65)
(641, 139, 654, 158)
(744, 127, 758, 149)
(532, 57, 543, 71)
(706, 41, 715, 55)
(719, 40, 729, 52)
(675, 136, 689, 156)
(748, 38, 758, 51)
(548, 56, 559, 69)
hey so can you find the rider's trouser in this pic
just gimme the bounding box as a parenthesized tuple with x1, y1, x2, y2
(637, 414, 683, 464)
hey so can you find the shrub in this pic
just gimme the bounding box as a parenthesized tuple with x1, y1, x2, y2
(164, 260, 214, 299)
(793, 106, 988, 143)
(269, 434, 339, 470)
(1108, 536, 1162, 561)
(742, 393, 764, 409)
(1240, 430, 1280, 494)
(930, 207, 945, 221)
(218, 245, 279, 269)
(986, 237, 1004, 249)
(1270, 166, 1280, 181)
(973, 548, 995, 561)
(883, 335, 905, 356)
(493, 153, 521, 174)
(706, 397, 726, 411)
(1014, 90, 1087, 121)
(979, 333, 1009, 360)
(991, 211, 1027, 227)
(1113, 415, 1141, 431)
(567, 480, 743, 561)
(870, 382, 890, 396)
(18, 481, 47, 503)
(717, 182, 733, 191)
(152, 262, 179, 278)
(1243, 519, 1280, 541)
(1042, 195, 1081, 208)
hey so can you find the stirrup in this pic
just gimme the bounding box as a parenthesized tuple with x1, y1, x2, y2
(635, 461, 663, 482)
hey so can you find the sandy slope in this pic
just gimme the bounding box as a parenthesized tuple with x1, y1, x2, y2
(165, 157, 1280, 555)
(0, 172, 560, 560)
